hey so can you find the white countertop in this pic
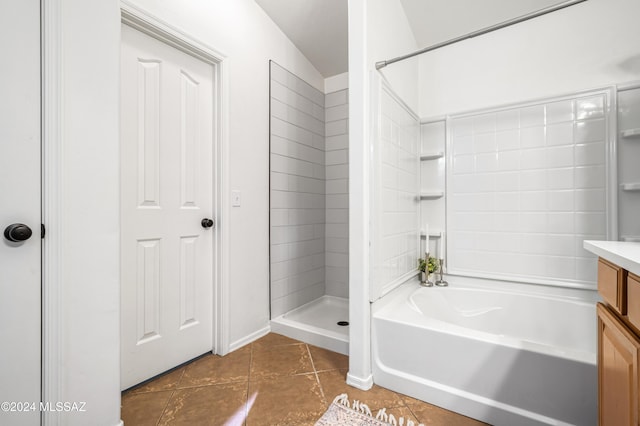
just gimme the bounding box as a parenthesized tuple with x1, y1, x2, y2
(584, 240, 640, 276)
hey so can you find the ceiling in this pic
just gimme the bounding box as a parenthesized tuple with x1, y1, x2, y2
(255, 0, 348, 78)
(255, 0, 575, 78)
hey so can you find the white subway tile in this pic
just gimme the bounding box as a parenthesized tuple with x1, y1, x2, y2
(326, 194, 348, 209)
(520, 191, 547, 212)
(326, 223, 348, 238)
(548, 212, 574, 234)
(452, 116, 473, 136)
(453, 135, 473, 155)
(547, 168, 574, 190)
(495, 192, 520, 211)
(521, 126, 545, 148)
(327, 164, 349, 180)
(326, 209, 348, 224)
(496, 109, 520, 130)
(520, 148, 546, 170)
(546, 122, 574, 146)
(453, 154, 475, 174)
(326, 237, 348, 253)
(520, 169, 547, 191)
(326, 104, 349, 122)
(546, 235, 575, 257)
(326, 119, 348, 137)
(548, 190, 574, 212)
(546, 146, 573, 176)
(476, 153, 498, 172)
(575, 189, 605, 212)
(326, 134, 348, 151)
(473, 113, 496, 134)
(325, 89, 347, 108)
(474, 133, 496, 153)
(326, 179, 348, 194)
(271, 209, 289, 226)
(496, 129, 520, 151)
(575, 165, 605, 189)
(497, 150, 520, 171)
(520, 104, 545, 127)
(270, 244, 289, 263)
(326, 252, 348, 268)
(546, 100, 574, 124)
(574, 119, 605, 143)
(520, 212, 547, 233)
(575, 142, 605, 166)
(576, 96, 604, 120)
(326, 149, 348, 166)
(545, 256, 575, 280)
(495, 172, 520, 191)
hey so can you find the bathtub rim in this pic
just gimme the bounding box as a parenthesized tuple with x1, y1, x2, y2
(373, 276, 598, 365)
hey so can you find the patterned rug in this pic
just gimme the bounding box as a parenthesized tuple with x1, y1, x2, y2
(315, 394, 424, 426)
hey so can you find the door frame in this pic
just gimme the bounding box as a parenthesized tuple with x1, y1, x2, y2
(41, 1, 231, 418)
(118, 2, 231, 355)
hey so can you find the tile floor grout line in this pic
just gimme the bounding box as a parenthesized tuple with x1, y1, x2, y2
(305, 343, 328, 406)
(155, 367, 186, 425)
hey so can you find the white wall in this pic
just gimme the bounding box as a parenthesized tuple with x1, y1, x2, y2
(125, 0, 324, 348)
(367, 0, 420, 112)
(56, 0, 121, 424)
(419, 0, 640, 117)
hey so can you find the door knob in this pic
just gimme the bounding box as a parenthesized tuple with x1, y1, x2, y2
(4, 223, 33, 242)
(201, 218, 214, 229)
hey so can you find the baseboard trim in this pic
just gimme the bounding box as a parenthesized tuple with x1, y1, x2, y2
(228, 325, 271, 352)
(346, 372, 374, 390)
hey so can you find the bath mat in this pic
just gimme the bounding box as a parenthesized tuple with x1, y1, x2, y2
(315, 394, 424, 426)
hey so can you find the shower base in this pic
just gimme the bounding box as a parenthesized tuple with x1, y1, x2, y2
(270, 295, 349, 355)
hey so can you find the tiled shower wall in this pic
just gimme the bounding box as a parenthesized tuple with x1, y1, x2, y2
(448, 91, 610, 286)
(370, 83, 420, 300)
(325, 89, 349, 299)
(270, 62, 350, 317)
(270, 62, 326, 317)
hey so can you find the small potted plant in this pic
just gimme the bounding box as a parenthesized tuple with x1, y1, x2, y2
(418, 256, 438, 286)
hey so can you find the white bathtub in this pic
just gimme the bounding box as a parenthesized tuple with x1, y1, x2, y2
(372, 276, 599, 426)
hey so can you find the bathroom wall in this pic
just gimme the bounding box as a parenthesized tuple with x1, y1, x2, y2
(370, 80, 420, 301)
(325, 87, 350, 298)
(418, 0, 640, 117)
(270, 61, 326, 318)
(270, 65, 350, 310)
(447, 91, 611, 287)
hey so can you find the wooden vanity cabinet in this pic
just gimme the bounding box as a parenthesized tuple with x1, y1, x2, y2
(597, 259, 640, 425)
(598, 303, 640, 425)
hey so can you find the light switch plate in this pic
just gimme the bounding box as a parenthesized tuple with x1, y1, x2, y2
(231, 190, 241, 207)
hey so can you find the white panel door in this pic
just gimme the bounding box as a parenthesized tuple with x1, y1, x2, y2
(120, 24, 215, 390)
(0, 1, 41, 424)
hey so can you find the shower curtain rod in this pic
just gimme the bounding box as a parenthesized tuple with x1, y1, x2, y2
(375, 0, 587, 70)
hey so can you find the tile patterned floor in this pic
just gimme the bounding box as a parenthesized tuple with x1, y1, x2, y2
(121, 333, 487, 425)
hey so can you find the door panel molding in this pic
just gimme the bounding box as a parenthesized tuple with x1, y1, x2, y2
(120, 0, 230, 357)
(42, 0, 64, 423)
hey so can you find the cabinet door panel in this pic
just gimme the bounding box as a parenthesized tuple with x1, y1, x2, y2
(598, 303, 640, 425)
(598, 258, 625, 314)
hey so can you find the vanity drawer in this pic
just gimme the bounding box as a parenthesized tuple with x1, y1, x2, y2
(627, 273, 640, 332)
(598, 258, 627, 315)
